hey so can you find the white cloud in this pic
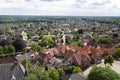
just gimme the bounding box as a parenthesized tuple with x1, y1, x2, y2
(0, 0, 120, 16)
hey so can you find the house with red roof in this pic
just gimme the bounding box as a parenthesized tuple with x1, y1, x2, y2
(103, 48, 116, 57)
(89, 48, 103, 64)
(72, 53, 91, 70)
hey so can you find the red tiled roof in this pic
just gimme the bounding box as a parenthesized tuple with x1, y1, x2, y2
(56, 45, 67, 54)
(81, 46, 91, 54)
(101, 44, 112, 48)
(90, 48, 103, 59)
(65, 50, 74, 60)
(68, 46, 76, 52)
(103, 48, 115, 56)
(72, 46, 82, 52)
(61, 45, 67, 54)
(90, 48, 96, 59)
(72, 53, 82, 66)
(43, 48, 57, 58)
(72, 53, 91, 66)
(39, 53, 46, 59)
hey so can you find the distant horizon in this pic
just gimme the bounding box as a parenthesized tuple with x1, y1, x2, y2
(0, 15, 120, 17)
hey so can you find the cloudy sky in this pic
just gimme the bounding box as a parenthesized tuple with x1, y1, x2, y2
(0, 0, 120, 16)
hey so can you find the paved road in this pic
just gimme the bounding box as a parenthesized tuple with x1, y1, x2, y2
(83, 60, 120, 76)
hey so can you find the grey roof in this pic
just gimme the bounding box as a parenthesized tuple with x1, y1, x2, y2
(0, 59, 25, 80)
(30, 58, 44, 66)
(61, 73, 86, 80)
(15, 53, 31, 61)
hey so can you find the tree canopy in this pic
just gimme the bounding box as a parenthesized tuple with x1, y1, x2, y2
(115, 48, 120, 59)
(65, 66, 75, 74)
(48, 68, 59, 80)
(40, 36, 56, 48)
(23, 67, 51, 80)
(104, 55, 114, 66)
(78, 29, 83, 34)
(58, 68, 65, 77)
(13, 39, 26, 52)
(31, 43, 43, 53)
(0, 39, 12, 46)
(87, 66, 120, 80)
(72, 67, 82, 73)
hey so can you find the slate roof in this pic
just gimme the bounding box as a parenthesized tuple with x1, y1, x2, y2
(0, 58, 25, 80)
(15, 53, 31, 62)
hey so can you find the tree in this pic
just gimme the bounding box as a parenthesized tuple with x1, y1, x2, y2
(73, 34, 79, 41)
(23, 74, 37, 80)
(90, 37, 98, 43)
(13, 39, 26, 52)
(0, 29, 4, 35)
(31, 43, 43, 53)
(87, 66, 120, 80)
(77, 40, 82, 46)
(65, 66, 74, 74)
(115, 48, 120, 59)
(7, 45, 16, 55)
(70, 42, 78, 46)
(104, 55, 114, 66)
(0, 39, 12, 46)
(31, 67, 50, 80)
(0, 46, 3, 54)
(40, 36, 56, 48)
(5, 25, 11, 33)
(58, 68, 65, 77)
(78, 29, 83, 34)
(48, 68, 59, 80)
(0, 45, 15, 58)
(97, 37, 112, 44)
(4, 45, 9, 54)
(113, 33, 118, 38)
(72, 67, 82, 73)
(23, 67, 51, 80)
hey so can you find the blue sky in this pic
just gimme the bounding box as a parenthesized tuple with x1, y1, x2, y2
(0, 0, 120, 16)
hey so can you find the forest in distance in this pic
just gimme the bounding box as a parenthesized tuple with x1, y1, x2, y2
(0, 15, 120, 25)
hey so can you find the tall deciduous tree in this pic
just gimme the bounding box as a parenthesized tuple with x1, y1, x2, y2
(0, 29, 4, 35)
(78, 29, 83, 34)
(65, 66, 74, 74)
(31, 43, 43, 53)
(0, 46, 3, 54)
(104, 55, 114, 66)
(72, 67, 82, 73)
(58, 68, 65, 77)
(13, 39, 26, 52)
(73, 34, 79, 41)
(115, 48, 120, 59)
(0, 39, 12, 46)
(87, 66, 120, 80)
(23, 67, 51, 80)
(40, 36, 56, 48)
(48, 68, 59, 80)
(7, 45, 15, 55)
